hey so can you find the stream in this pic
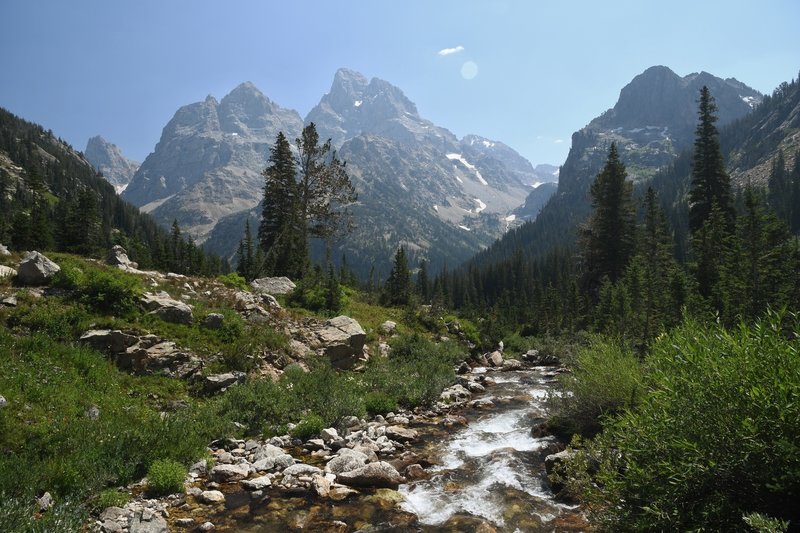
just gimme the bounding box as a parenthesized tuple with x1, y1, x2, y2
(204, 367, 585, 532)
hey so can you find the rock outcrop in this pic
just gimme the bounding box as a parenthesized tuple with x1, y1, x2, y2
(140, 292, 194, 324)
(336, 461, 405, 490)
(313, 316, 367, 369)
(85, 135, 140, 193)
(250, 277, 296, 295)
(17, 251, 60, 285)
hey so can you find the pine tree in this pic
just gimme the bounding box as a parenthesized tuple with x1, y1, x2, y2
(579, 142, 636, 298)
(767, 151, 789, 221)
(384, 246, 411, 306)
(325, 263, 342, 312)
(296, 123, 357, 245)
(260, 131, 306, 278)
(236, 219, 260, 281)
(416, 259, 430, 303)
(790, 150, 800, 234)
(688, 86, 734, 234)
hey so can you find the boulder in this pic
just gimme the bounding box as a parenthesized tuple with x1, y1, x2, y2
(379, 320, 397, 335)
(282, 463, 323, 477)
(404, 464, 430, 481)
(17, 251, 60, 285)
(488, 351, 504, 367)
(252, 443, 286, 462)
(440, 383, 471, 403)
(250, 276, 296, 295)
(325, 452, 368, 475)
(319, 427, 339, 443)
(456, 361, 471, 374)
(209, 463, 250, 483)
(0, 394, 7, 409)
(241, 475, 272, 490)
(311, 474, 331, 498)
(1, 295, 17, 306)
(385, 425, 418, 443)
(140, 292, 193, 324)
(107, 245, 137, 269)
(523, 349, 561, 366)
(0, 265, 16, 279)
(199, 522, 215, 532)
(273, 453, 296, 470)
(316, 316, 367, 369)
(202, 313, 224, 329)
(198, 490, 226, 504)
(204, 372, 245, 394)
(129, 509, 168, 533)
(36, 491, 53, 512)
(502, 359, 525, 371)
(544, 449, 576, 477)
(0, 243, 9, 256)
(336, 461, 406, 490)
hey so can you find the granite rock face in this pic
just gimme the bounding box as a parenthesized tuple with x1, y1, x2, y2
(85, 135, 140, 193)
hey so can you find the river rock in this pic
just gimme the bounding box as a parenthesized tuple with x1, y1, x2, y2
(320, 427, 339, 443)
(36, 491, 53, 512)
(198, 490, 226, 504)
(210, 463, 250, 482)
(129, 509, 168, 533)
(199, 522, 215, 532)
(252, 443, 285, 461)
(0, 265, 16, 279)
(523, 349, 561, 366)
(488, 350, 504, 367)
(282, 463, 323, 477)
(0, 243, 9, 256)
(336, 461, 405, 489)
(544, 449, 577, 477)
(140, 291, 193, 324)
(385, 425, 418, 443)
(404, 463, 430, 480)
(502, 359, 524, 371)
(325, 452, 367, 475)
(311, 474, 332, 498)
(17, 251, 60, 285)
(175, 518, 195, 528)
(241, 475, 272, 490)
(456, 361, 471, 374)
(273, 453, 296, 469)
(440, 383, 471, 403)
(316, 315, 367, 369)
(250, 276, 296, 295)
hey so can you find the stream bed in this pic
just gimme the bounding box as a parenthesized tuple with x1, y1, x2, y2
(203, 367, 585, 532)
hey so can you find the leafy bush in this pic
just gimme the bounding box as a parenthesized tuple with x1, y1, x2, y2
(289, 414, 325, 440)
(548, 336, 642, 438)
(53, 258, 141, 316)
(217, 272, 248, 291)
(91, 489, 130, 512)
(564, 313, 800, 531)
(364, 391, 399, 416)
(146, 459, 186, 496)
(0, 494, 86, 533)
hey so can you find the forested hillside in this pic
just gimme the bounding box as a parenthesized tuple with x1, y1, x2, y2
(0, 108, 225, 274)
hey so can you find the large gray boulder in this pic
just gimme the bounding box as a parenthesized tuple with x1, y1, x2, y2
(325, 451, 368, 475)
(140, 292, 193, 324)
(129, 509, 168, 533)
(0, 395, 7, 409)
(336, 461, 405, 489)
(316, 316, 367, 369)
(0, 265, 16, 279)
(17, 251, 60, 285)
(209, 463, 250, 483)
(250, 276, 296, 295)
(0, 243, 10, 256)
(107, 245, 138, 269)
(204, 372, 245, 394)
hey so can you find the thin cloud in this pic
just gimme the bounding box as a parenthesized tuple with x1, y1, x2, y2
(554, 139, 565, 144)
(438, 45, 464, 56)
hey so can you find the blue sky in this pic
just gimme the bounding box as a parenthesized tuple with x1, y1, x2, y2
(1, 1, 797, 166)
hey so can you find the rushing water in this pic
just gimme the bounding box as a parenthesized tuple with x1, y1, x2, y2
(399, 368, 581, 531)
(200, 367, 584, 532)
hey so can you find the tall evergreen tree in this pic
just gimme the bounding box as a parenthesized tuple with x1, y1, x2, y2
(236, 219, 261, 281)
(416, 259, 430, 303)
(259, 131, 306, 278)
(295, 122, 358, 245)
(790, 150, 800, 234)
(383, 246, 412, 306)
(579, 142, 636, 298)
(688, 86, 734, 234)
(767, 151, 789, 221)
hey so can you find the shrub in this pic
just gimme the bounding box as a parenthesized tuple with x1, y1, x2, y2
(91, 489, 129, 512)
(217, 272, 249, 291)
(0, 494, 87, 533)
(565, 312, 800, 531)
(364, 391, 398, 416)
(548, 335, 643, 438)
(290, 414, 325, 440)
(146, 459, 186, 496)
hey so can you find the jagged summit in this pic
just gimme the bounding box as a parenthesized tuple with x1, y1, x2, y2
(84, 135, 140, 193)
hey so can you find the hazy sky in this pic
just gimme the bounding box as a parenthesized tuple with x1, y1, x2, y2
(1, 1, 797, 166)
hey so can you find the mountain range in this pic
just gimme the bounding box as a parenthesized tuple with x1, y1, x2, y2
(84, 135, 140, 193)
(117, 69, 545, 276)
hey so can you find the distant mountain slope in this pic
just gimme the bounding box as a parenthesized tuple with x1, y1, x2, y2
(85, 135, 140, 193)
(122, 82, 304, 241)
(467, 66, 762, 270)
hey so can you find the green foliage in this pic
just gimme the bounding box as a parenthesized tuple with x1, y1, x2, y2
(289, 414, 325, 440)
(287, 266, 347, 315)
(383, 246, 412, 306)
(91, 489, 130, 512)
(549, 336, 643, 438)
(566, 313, 800, 530)
(364, 391, 399, 416)
(217, 272, 249, 291)
(51, 256, 141, 316)
(146, 459, 186, 496)
(0, 494, 87, 533)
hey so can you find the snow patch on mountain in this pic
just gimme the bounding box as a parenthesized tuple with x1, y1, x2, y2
(446, 153, 488, 185)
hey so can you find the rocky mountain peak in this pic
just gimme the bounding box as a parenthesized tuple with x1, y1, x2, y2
(219, 81, 284, 134)
(84, 135, 140, 193)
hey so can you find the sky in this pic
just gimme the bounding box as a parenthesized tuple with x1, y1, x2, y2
(1, 1, 798, 167)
